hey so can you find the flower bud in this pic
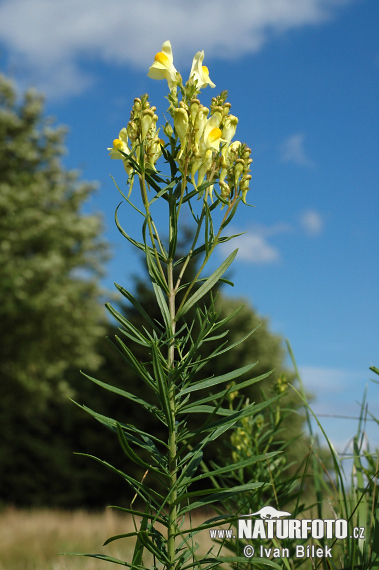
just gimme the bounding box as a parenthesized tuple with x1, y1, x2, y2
(173, 108, 189, 156)
(222, 102, 232, 117)
(163, 121, 173, 138)
(141, 110, 155, 140)
(194, 107, 209, 152)
(234, 158, 245, 180)
(127, 120, 139, 141)
(219, 180, 231, 198)
(222, 115, 238, 144)
(147, 135, 162, 168)
(189, 99, 200, 124)
(133, 98, 142, 111)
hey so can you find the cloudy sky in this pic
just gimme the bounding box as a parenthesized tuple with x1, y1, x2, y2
(0, 0, 378, 453)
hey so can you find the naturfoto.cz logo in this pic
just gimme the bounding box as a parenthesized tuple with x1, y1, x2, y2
(209, 506, 365, 561)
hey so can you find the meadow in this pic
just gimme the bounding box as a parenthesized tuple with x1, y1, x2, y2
(0, 508, 219, 570)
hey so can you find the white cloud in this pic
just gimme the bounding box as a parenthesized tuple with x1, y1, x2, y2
(0, 0, 355, 98)
(299, 365, 360, 394)
(300, 209, 324, 235)
(279, 133, 315, 167)
(220, 223, 292, 264)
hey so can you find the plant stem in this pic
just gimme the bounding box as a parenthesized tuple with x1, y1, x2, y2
(167, 204, 177, 569)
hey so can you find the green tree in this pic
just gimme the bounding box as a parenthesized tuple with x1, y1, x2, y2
(0, 73, 109, 505)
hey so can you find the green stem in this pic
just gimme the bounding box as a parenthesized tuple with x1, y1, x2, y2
(139, 173, 168, 286)
(176, 193, 237, 317)
(167, 196, 177, 570)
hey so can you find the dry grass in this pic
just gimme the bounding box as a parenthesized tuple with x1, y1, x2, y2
(0, 508, 220, 570)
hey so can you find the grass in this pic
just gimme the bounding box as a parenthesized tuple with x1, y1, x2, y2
(0, 508, 219, 570)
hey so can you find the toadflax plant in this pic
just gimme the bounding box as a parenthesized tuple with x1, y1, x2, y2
(68, 41, 282, 570)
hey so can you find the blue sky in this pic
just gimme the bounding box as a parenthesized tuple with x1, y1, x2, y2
(0, 0, 378, 455)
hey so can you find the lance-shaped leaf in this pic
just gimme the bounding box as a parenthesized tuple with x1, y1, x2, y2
(112, 335, 156, 390)
(173, 234, 243, 267)
(61, 552, 147, 569)
(178, 362, 258, 397)
(116, 423, 167, 476)
(152, 282, 171, 331)
(74, 453, 163, 506)
(180, 370, 274, 411)
(80, 370, 156, 415)
(151, 343, 174, 431)
(114, 283, 163, 334)
(177, 482, 265, 513)
(115, 203, 164, 260)
(176, 249, 238, 320)
(138, 531, 170, 565)
(105, 303, 150, 346)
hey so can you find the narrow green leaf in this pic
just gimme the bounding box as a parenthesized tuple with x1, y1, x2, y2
(61, 553, 140, 568)
(116, 423, 166, 476)
(179, 362, 257, 396)
(138, 531, 170, 564)
(221, 197, 242, 230)
(151, 343, 173, 431)
(152, 283, 171, 331)
(178, 482, 264, 513)
(107, 506, 166, 526)
(80, 371, 156, 414)
(115, 203, 163, 260)
(114, 283, 163, 334)
(105, 303, 150, 346)
(176, 249, 238, 319)
(173, 234, 243, 267)
(180, 370, 273, 410)
(113, 335, 156, 390)
(75, 453, 163, 505)
(145, 244, 169, 293)
(189, 451, 280, 483)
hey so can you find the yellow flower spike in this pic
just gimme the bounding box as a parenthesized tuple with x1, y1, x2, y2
(173, 108, 189, 158)
(189, 51, 216, 89)
(148, 40, 180, 90)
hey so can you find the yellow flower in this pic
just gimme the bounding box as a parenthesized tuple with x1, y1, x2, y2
(107, 128, 133, 176)
(201, 111, 224, 152)
(202, 111, 222, 145)
(193, 106, 209, 153)
(189, 51, 215, 89)
(173, 108, 189, 158)
(108, 128, 129, 159)
(203, 127, 223, 152)
(148, 40, 179, 90)
(222, 115, 238, 144)
(197, 149, 213, 187)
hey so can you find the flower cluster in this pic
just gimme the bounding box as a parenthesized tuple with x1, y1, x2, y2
(107, 94, 163, 180)
(108, 41, 252, 205)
